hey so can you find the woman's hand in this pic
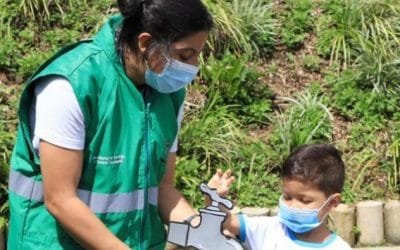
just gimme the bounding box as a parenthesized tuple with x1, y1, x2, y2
(207, 169, 235, 197)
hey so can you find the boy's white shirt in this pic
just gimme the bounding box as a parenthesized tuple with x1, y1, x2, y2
(29, 78, 183, 153)
(241, 215, 351, 250)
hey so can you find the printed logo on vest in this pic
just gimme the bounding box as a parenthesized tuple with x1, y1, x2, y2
(92, 155, 125, 165)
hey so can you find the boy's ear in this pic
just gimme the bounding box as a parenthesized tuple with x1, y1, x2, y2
(329, 193, 341, 209)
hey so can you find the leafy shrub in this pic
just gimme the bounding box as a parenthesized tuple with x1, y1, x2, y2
(177, 97, 282, 207)
(343, 145, 390, 201)
(204, 0, 277, 57)
(19, 0, 68, 22)
(0, 0, 113, 81)
(316, 0, 361, 67)
(179, 102, 244, 169)
(348, 119, 385, 151)
(270, 90, 333, 157)
(200, 52, 274, 125)
(326, 70, 400, 120)
(230, 0, 277, 56)
(0, 84, 20, 231)
(317, 0, 400, 90)
(176, 149, 281, 208)
(302, 54, 322, 72)
(232, 142, 281, 207)
(175, 157, 207, 207)
(388, 123, 400, 194)
(280, 0, 314, 49)
(356, 36, 400, 91)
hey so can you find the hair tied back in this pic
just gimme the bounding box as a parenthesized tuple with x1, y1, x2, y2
(118, 0, 146, 19)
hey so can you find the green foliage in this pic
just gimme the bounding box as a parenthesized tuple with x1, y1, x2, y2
(0, 185, 8, 232)
(329, 67, 400, 201)
(316, 0, 360, 67)
(0, 0, 113, 81)
(204, 0, 277, 57)
(344, 146, 390, 201)
(280, 0, 314, 49)
(317, 0, 400, 91)
(302, 54, 322, 72)
(200, 52, 273, 125)
(0, 84, 19, 178)
(177, 97, 281, 207)
(266, 62, 279, 75)
(271, 90, 333, 157)
(179, 102, 244, 169)
(285, 52, 296, 64)
(341, 181, 356, 204)
(229, 136, 282, 207)
(327, 70, 400, 120)
(0, 1, 20, 71)
(348, 120, 384, 151)
(233, 155, 281, 207)
(175, 157, 208, 207)
(19, 0, 70, 22)
(230, 0, 277, 55)
(0, 84, 20, 230)
(356, 34, 400, 91)
(387, 122, 400, 194)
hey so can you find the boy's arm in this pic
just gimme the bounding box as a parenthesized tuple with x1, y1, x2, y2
(207, 169, 240, 237)
(222, 211, 241, 237)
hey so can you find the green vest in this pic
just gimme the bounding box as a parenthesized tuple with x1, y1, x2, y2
(8, 15, 185, 250)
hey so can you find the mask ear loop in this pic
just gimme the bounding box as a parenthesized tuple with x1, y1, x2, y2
(144, 44, 171, 75)
(317, 195, 334, 221)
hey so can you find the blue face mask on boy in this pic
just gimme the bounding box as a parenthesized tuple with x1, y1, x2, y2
(145, 57, 199, 93)
(278, 195, 333, 234)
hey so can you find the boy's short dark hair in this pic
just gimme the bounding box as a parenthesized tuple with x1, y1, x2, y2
(282, 144, 345, 195)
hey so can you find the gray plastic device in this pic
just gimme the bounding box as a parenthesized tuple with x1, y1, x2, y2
(167, 183, 243, 250)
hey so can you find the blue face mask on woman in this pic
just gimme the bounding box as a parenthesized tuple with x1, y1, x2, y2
(278, 195, 333, 234)
(145, 57, 199, 93)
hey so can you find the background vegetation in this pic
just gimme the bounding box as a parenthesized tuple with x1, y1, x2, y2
(1, 0, 400, 233)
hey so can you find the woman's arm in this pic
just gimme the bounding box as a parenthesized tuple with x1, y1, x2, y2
(158, 152, 198, 223)
(40, 141, 129, 250)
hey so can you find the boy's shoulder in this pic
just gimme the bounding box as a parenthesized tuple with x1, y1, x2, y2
(242, 214, 282, 231)
(285, 230, 352, 250)
(330, 233, 352, 250)
(241, 215, 287, 248)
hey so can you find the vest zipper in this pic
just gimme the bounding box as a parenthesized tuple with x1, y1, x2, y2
(140, 93, 151, 249)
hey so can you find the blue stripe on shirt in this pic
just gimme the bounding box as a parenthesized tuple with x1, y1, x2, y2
(238, 213, 247, 242)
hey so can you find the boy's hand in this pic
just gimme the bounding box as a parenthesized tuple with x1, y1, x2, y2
(207, 169, 235, 197)
(207, 169, 240, 238)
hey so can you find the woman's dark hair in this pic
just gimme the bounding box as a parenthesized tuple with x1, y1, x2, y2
(117, 0, 213, 55)
(281, 144, 345, 196)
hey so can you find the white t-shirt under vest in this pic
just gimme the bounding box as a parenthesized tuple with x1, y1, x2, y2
(29, 77, 183, 153)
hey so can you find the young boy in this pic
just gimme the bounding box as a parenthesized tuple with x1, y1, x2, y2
(208, 144, 351, 249)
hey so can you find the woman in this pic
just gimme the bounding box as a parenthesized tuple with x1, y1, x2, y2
(8, 0, 213, 249)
